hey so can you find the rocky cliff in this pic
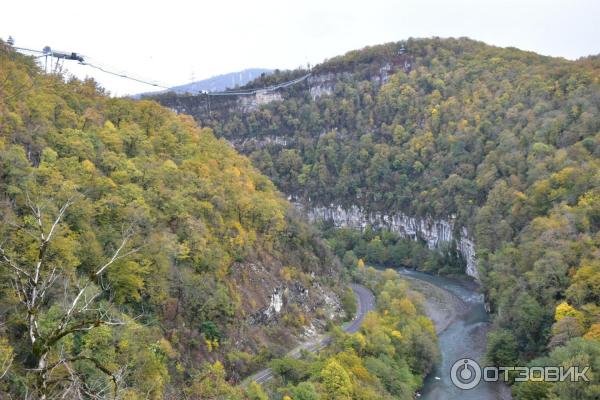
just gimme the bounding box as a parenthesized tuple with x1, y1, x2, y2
(303, 204, 479, 279)
(152, 50, 413, 122)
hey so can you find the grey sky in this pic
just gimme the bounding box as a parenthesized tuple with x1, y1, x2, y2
(2, 0, 598, 96)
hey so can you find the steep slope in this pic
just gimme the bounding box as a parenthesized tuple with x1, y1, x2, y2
(262, 268, 440, 400)
(156, 37, 600, 394)
(0, 42, 344, 398)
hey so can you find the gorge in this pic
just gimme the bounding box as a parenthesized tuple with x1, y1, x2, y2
(304, 204, 479, 279)
(153, 37, 600, 399)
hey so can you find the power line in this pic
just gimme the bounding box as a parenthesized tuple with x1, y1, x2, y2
(13, 46, 45, 54)
(75, 57, 311, 96)
(80, 61, 170, 89)
(13, 45, 177, 90)
(82, 59, 311, 96)
(12, 45, 312, 97)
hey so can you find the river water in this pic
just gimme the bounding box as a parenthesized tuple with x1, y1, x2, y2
(396, 268, 509, 400)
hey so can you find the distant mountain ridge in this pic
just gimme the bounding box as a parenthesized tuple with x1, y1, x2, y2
(136, 68, 273, 97)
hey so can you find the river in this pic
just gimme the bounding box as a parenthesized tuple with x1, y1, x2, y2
(396, 268, 511, 400)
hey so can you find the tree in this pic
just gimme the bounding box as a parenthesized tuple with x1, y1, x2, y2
(0, 337, 13, 380)
(520, 338, 600, 400)
(566, 260, 600, 306)
(340, 287, 357, 319)
(513, 380, 551, 400)
(270, 357, 311, 384)
(366, 236, 386, 264)
(486, 329, 518, 366)
(188, 361, 242, 399)
(357, 259, 365, 270)
(388, 241, 411, 267)
(555, 302, 585, 326)
(584, 324, 600, 341)
(549, 317, 584, 348)
(290, 381, 321, 400)
(0, 194, 139, 399)
(245, 381, 268, 400)
(342, 250, 357, 269)
(321, 359, 352, 400)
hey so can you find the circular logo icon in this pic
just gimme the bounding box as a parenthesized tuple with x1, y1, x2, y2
(450, 358, 482, 390)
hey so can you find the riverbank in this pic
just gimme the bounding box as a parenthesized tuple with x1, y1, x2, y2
(397, 269, 512, 400)
(405, 276, 468, 334)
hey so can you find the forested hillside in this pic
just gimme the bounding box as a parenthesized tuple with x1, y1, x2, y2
(0, 42, 349, 398)
(0, 41, 443, 400)
(158, 37, 600, 398)
(264, 267, 439, 400)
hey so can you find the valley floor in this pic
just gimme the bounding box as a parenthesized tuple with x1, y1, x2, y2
(400, 271, 512, 400)
(405, 277, 467, 334)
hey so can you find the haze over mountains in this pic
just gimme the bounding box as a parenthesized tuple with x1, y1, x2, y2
(136, 68, 273, 98)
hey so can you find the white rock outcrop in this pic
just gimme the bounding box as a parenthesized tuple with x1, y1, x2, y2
(305, 205, 479, 280)
(265, 289, 283, 318)
(239, 90, 283, 112)
(308, 72, 350, 100)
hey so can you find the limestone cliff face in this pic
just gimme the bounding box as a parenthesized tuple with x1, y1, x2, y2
(153, 89, 283, 121)
(303, 204, 479, 280)
(308, 72, 350, 100)
(239, 90, 283, 111)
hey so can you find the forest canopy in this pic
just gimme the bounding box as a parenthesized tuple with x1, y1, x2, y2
(0, 41, 345, 398)
(160, 37, 600, 398)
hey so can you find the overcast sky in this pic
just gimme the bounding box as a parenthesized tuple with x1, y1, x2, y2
(2, 0, 598, 96)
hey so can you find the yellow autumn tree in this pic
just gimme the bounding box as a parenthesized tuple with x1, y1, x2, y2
(321, 359, 352, 400)
(584, 324, 600, 341)
(555, 302, 585, 326)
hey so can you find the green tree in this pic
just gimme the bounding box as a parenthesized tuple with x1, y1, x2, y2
(245, 381, 268, 400)
(366, 236, 386, 264)
(486, 329, 518, 366)
(321, 359, 352, 400)
(290, 382, 321, 400)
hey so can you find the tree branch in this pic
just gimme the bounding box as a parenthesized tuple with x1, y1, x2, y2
(0, 243, 31, 278)
(0, 356, 12, 380)
(44, 198, 73, 245)
(94, 233, 139, 277)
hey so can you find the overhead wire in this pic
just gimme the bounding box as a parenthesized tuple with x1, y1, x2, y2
(73, 57, 312, 96)
(12, 45, 312, 97)
(205, 73, 311, 96)
(80, 61, 170, 89)
(13, 46, 45, 54)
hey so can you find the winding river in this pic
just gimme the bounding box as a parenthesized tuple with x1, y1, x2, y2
(396, 268, 510, 400)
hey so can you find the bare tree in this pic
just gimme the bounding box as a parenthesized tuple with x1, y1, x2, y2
(0, 194, 140, 399)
